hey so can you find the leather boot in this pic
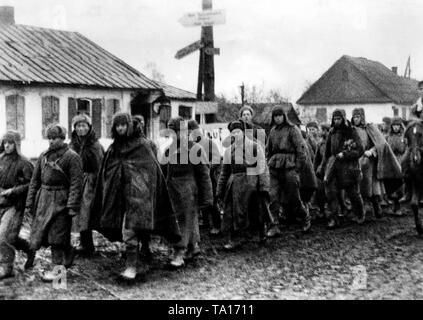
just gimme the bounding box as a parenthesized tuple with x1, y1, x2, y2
(120, 245, 138, 281)
(42, 247, 64, 282)
(266, 225, 282, 238)
(76, 231, 95, 256)
(301, 207, 312, 234)
(64, 246, 76, 269)
(372, 196, 383, 219)
(170, 248, 185, 268)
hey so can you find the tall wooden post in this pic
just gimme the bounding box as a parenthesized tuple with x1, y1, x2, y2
(201, 0, 215, 101)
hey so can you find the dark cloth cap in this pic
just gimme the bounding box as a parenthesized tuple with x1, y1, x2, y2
(46, 124, 67, 140)
(228, 120, 245, 132)
(306, 121, 319, 129)
(391, 116, 404, 126)
(188, 119, 200, 131)
(382, 117, 392, 125)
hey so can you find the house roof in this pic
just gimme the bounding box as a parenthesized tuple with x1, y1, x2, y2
(154, 81, 197, 100)
(0, 24, 161, 90)
(297, 55, 419, 106)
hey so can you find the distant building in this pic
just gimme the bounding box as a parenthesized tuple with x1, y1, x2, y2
(297, 55, 419, 124)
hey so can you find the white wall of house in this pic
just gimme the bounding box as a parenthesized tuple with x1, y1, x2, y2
(298, 103, 412, 125)
(0, 84, 133, 158)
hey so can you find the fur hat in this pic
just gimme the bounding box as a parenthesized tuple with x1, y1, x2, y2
(391, 116, 403, 126)
(331, 109, 348, 128)
(167, 117, 188, 133)
(351, 108, 366, 126)
(270, 104, 301, 127)
(111, 112, 133, 138)
(72, 114, 92, 129)
(1, 130, 22, 154)
(46, 124, 67, 140)
(238, 105, 255, 118)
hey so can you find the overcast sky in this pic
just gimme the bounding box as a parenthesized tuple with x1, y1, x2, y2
(4, 0, 423, 102)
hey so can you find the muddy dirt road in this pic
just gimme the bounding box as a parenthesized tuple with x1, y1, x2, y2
(2, 208, 423, 300)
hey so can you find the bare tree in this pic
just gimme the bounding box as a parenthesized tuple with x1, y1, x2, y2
(145, 61, 165, 83)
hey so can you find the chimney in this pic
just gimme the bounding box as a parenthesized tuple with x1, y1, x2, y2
(0, 6, 15, 26)
(391, 66, 398, 75)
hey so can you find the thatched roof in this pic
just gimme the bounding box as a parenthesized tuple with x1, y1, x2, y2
(297, 55, 419, 106)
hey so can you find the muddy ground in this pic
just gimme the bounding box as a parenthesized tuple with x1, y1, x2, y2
(1, 206, 423, 300)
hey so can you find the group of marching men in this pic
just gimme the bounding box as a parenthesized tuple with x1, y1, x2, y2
(0, 83, 422, 283)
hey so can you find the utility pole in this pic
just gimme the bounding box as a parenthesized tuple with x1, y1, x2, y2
(240, 82, 245, 106)
(201, 0, 215, 101)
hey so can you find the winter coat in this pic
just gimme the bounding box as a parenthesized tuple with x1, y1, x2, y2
(217, 138, 270, 233)
(355, 123, 403, 196)
(266, 123, 317, 194)
(90, 134, 181, 243)
(162, 140, 213, 247)
(321, 125, 364, 188)
(69, 129, 104, 233)
(0, 151, 33, 243)
(26, 143, 83, 250)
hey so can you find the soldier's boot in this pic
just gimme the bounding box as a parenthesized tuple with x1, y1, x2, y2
(301, 205, 312, 234)
(42, 247, 64, 282)
(393, 199, 402, 215)
(0, 263, 13, 280)
(14, 237, 36, 270)
(76, 231, 95, 256)
(411, 203, 423, 235)
(372, 196, 383, 219)
(185, 243, 201, 260)
(266, 224, 282, 238)
(64, 245, 76, 269)
(120, 245, 138, 281)
(355, 199, 366, 225)
(139, 239, 152, 262)
(170, 247, 185, 268)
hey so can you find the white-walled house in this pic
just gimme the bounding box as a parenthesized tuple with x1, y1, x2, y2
(297, 55, 419, 124)
(0, 6, 218, 158)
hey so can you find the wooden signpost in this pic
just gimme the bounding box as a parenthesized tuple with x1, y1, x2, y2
(176, 0, 224, 101)
(175, 40, 204, 60)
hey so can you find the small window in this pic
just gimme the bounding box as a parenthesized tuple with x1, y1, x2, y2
(5, 95, 25, 138)
(393, 106, 399, 117)
(316, 108, 327, 123)
(77, 99, 91, 117)
(178, 105, 192, 120)
(205, 114, 216, 124)
(195, 114, 201, 123)
(42, 96, 60, 138)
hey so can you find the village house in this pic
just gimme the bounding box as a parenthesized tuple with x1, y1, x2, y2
(0, 6, 217, 158)
(297, 55, 419, 124)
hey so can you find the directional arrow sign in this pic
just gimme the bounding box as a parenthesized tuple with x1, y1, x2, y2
(178, 9, 226, 27)
(175, 40, 204, 60)
(205, 47, 220, 56)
